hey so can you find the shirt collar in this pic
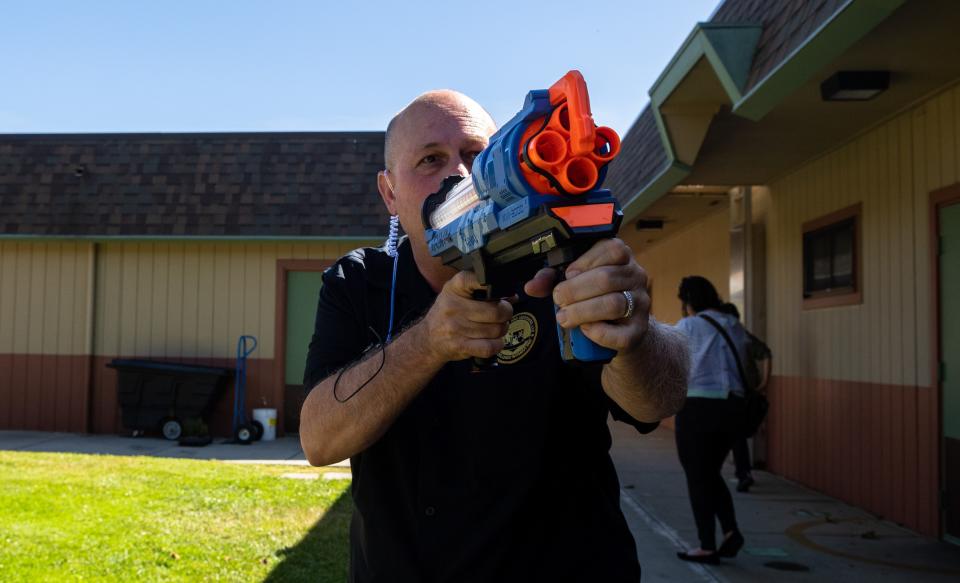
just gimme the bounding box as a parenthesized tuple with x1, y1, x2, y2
(364, 236, 436, 303)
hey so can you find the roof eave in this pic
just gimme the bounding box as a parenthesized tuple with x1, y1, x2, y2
(621, 0, 906, 219)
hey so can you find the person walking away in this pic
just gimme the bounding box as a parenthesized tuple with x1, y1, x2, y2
(671, 276, 748, 563)
(716, 302, 771, 492)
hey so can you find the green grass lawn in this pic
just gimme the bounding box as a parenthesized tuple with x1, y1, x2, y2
(0, 451, 352, 582)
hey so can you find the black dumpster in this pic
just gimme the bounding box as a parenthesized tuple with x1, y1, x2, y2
(107, 359, 232, 440)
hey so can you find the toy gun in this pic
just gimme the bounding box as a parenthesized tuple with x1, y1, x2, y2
(421, 70, 623, 363)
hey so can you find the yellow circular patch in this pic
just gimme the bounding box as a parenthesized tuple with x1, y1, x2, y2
(497, 311, 538, 364)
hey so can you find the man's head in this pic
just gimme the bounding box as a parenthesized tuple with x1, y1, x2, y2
(377, 90, 496, 258)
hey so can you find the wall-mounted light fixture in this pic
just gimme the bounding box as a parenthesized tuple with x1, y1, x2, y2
(820, 71, 890, 101)
(635, 218, 665, 230)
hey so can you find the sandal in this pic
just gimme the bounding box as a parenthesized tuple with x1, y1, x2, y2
(718, 530, 744, 558)
(676, 550, 720, 564)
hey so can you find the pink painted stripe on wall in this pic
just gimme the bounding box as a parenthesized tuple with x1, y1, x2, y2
(766, 375, 939, 537)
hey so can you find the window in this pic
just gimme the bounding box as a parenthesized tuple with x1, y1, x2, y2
(802, 203, 861, 309)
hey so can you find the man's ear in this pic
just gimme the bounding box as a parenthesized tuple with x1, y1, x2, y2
(377, 171, 398, 216)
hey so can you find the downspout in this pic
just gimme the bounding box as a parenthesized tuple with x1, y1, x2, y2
(84, 242, 98, 433)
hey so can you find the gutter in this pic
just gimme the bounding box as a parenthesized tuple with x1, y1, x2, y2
(84, 243, 97, 434)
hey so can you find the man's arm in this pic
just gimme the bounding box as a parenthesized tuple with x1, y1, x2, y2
(300, 271, 512, 467)
(599, 318, 688, 423)
(300, 320, 443, 467)
(526, 238, 688, 423)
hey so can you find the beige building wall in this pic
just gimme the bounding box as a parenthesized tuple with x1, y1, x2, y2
(767, 82, 960, 388)
(625, 208, 731, 326)
(0, 239, 374, 360)
(761, 81, 960, 537)
(92, 240, 365, 360)
(0, 241, 93, 356)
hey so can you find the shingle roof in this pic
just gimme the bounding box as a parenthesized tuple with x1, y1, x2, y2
(0, 132, 388, 237)
(713, 0, 847, 91)
(604, 106, 667, 203)
(605, 0, 847, 204)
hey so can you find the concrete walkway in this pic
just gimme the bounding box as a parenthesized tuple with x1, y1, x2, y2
(0, 430, 350, 466)
(611, 422, 960, 582)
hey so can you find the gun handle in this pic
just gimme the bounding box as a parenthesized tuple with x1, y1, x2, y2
(555, 309, 616, 363)
(551, 266, 616, 364)
(471, 286, 499, 371)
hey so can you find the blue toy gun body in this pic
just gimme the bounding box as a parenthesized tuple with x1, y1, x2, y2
(421, 71, 623, 363)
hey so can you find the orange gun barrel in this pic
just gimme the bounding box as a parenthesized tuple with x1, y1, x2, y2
(518, 70, 621, 196)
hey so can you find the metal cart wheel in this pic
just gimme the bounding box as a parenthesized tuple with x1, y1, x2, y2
(234, 423, 255, 445)
(161, 418, 183, 441)
(251, 420, 264, 441)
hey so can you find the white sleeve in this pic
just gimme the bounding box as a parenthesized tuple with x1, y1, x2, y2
(671, 316, 692, 336)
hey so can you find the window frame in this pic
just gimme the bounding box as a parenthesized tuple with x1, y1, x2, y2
(801, 203, 862, 310)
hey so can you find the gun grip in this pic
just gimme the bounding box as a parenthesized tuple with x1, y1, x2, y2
(555, 306, 616, 364)
(470, 284, 499, 371)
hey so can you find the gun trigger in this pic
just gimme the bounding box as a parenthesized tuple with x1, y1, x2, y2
(471, 286, 493, 301)
(546, 246, 577, 268)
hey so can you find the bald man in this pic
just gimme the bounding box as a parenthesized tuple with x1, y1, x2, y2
(301, 90, 688, 582)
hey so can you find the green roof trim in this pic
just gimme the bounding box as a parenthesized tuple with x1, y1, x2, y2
(649, 23, 762, 108)
(622, 161, 692, 224)
(650, 100, 678, 168)
(619, 105, 694, 224)
(622, 0, 906, 218)
(637, 21, 762, 223)
(702, 24, 764, 100)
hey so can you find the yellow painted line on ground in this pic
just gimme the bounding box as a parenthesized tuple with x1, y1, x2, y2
(786, 518, 960, 576)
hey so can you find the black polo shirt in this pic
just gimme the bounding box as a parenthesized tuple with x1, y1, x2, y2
(304, 237, 657, 583)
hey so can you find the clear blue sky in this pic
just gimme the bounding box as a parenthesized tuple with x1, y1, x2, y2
(1, 0, 720, 136)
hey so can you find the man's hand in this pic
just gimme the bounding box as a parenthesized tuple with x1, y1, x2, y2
(524, 238, 650, 354)
(421, 270, 514, 362)
(524, 237, 685, 422)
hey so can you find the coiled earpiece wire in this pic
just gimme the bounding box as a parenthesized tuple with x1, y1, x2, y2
(386, 214, 400, 342)
(333, 214, 400, 403)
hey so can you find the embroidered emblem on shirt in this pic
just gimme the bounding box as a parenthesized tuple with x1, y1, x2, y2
(497, 311, 538, 364)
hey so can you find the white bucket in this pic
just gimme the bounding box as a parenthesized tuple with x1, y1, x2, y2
(252, 408, 278, 441)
